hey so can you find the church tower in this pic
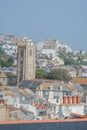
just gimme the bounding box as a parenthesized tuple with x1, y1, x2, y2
(17, 37, 36, 85)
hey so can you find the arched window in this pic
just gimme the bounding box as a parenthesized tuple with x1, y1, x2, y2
(21, 49, 24, 57)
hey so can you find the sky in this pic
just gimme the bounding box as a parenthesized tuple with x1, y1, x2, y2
(0, 0, 87, 51)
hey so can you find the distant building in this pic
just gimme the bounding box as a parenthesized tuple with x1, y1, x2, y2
(0, 72, 17, 86)
(42, 48, 56, 57)
(36, 81, 76, 104)
(72, 77, 87, 91)
(19, 79, 79, 105)
(17, 37, 36, 85)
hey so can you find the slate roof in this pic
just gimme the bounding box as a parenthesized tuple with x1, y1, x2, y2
(63, 86, 71, 91)
(20, 80, 76, 92)
(20, 80, 42, 90)
(71, 83, 83, 92)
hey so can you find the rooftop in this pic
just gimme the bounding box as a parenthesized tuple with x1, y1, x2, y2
(72, 77, 87, 85)
(0, 72, 16, 78)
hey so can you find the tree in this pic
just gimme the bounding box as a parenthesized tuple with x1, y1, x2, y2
(5, 57, 14, 67)
(64, 58, 76, 65)
(0, 47, 6, 55)
(0, 59, 4, 67)
(0, 47, 9, 67)
(50, 68, 72, 81)
(35, 68, 47, 79)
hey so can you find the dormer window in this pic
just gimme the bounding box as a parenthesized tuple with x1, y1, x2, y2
(48, 87, 50, 90)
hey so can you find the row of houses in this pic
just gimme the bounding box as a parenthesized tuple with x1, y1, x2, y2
(0, 77, 87, 120)
(0, 70, 87, 120)
(0, 71, 87, 101)
(19, 79, 84, 105)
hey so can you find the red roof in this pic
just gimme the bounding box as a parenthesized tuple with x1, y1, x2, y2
(72, 77, 87, 85)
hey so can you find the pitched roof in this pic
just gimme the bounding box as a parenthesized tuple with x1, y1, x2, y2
(4, 90, 16, 96)
(19, 88, 35, 97)
(20, 80, 42, 90)
(72, 77, 87, 85)
(66, 84, 75, 91)
(0, 72, 16, 78)
(0, 72, 6, 78)
(72, 83, 83, 92)
(0, 86, 10, 89)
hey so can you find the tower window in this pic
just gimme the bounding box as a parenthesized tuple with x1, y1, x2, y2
(21, 49, 24, 57)
(30, 49, 32, 56)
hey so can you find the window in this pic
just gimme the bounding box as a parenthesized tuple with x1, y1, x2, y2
(48, 87, 50, 90)
(21, 49, 24, 57)
(46, 91, 49, 95)
(56, 98, 59, 102)
(66, 92, 69, 96)
(57, 87, 60, 90)
(22, 96, 25, 101)
(30, 49, 32, 56)
(43, 91, 49, 98)
(3, 78, 5, 81)
(14, 97, 17, 102)
(0, 95, 3, 98)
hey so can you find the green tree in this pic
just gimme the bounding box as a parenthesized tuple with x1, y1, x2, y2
(0, 47, 6, 55)
(5, 57, 14, 67)
(0, 59, 4, 67)
(35, 68, 47, 79)
(0, 47, 8, 67)
(50, 68, 72, 81)
(64, 58, 76, 65)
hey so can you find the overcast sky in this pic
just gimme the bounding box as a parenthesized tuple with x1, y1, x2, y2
(0, 0, 87, 51)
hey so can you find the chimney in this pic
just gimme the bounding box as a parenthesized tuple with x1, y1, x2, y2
(63, 96, 67, 104)
(77, 96, 80, 104)
(72, 96, 77, 104)
(67, 96, 71, 104)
